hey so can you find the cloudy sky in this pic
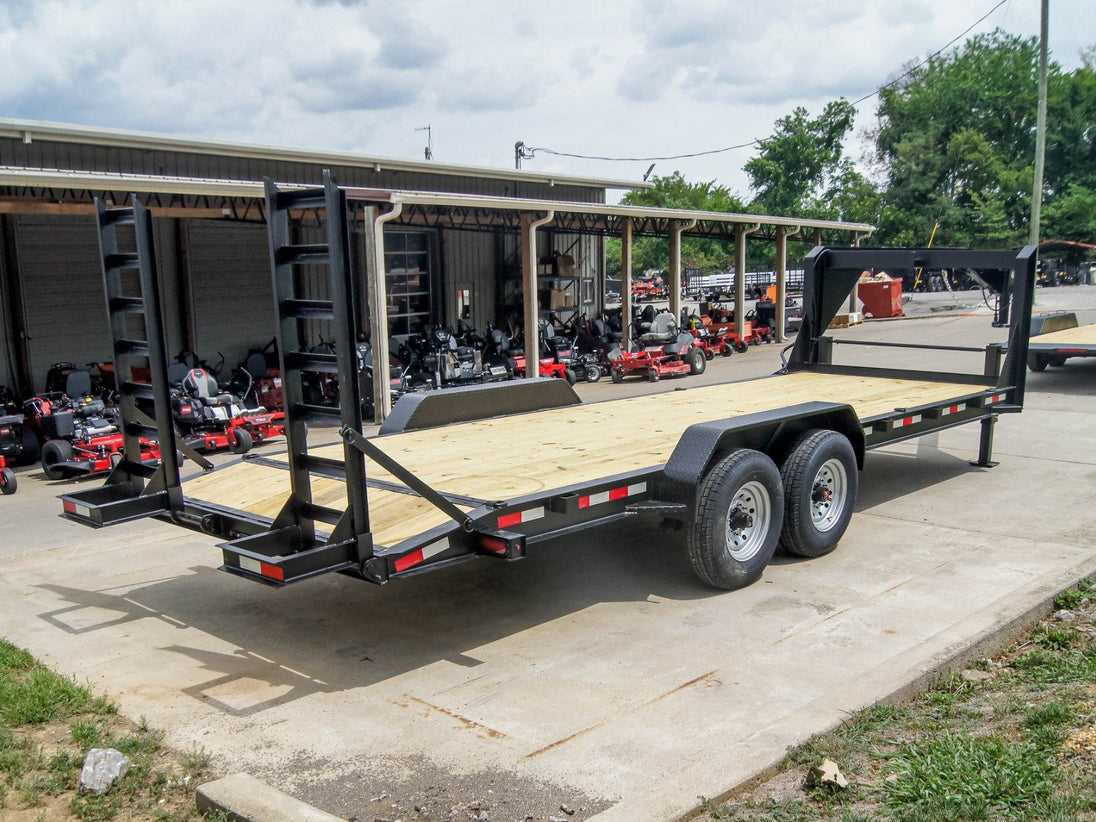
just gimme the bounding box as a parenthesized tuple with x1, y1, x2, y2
(1, 0, 1090, 197)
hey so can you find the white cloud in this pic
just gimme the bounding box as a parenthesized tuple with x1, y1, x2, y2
(0, 0, 1090, 195)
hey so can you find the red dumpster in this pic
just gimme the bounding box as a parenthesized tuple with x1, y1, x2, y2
(858, 273, 904, 319)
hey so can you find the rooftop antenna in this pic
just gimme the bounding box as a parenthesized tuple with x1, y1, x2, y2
(416, 125, 433, 160)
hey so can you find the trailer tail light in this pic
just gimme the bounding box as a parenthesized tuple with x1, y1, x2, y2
(475, 530, 525, 560)
(238, 555, 285, 582)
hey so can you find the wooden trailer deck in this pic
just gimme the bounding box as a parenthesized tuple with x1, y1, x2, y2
(182, 371, 994, 549)
(1029, 322, 1096, 347)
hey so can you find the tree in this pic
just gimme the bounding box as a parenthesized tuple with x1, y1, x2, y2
(744, 100, 859, 218)
(607, 171, 746, 277)
(870, 30, 1096, 247)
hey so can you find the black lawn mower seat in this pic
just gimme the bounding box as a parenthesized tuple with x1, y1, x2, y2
(183, 368, 232, 406)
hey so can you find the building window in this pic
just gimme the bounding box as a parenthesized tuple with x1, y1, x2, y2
(384, 230, 435, 336)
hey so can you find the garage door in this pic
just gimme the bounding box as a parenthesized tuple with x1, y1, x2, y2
(187, 221, 275, 370)
(17, 216, 112, 391)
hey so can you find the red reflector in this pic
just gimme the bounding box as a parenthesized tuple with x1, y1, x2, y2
(394, 549, 425, 573)
(62, 500, 77, 514)
(497, 512, 522, 528)
(609, 486, 629, 501)
(0, 427, 9, 436)
(479, 536, 510, 555)
(260, 561, 284, 582)
(1060, 348, 1086, 354)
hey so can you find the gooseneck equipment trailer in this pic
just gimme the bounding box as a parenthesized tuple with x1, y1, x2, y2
(58, 175, 1036, 592)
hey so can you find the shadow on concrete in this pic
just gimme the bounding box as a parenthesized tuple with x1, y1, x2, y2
(34, 518, 710, 715)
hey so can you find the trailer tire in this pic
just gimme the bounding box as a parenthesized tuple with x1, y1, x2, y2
(0, 467, 15, 495)
(584, 364, 602, 383)
(687, 347, 707, 375)
(778, 429, 857, 558)
(1028, 353, 1048, 372)
(229, 428, 253, 455)
(41, 439, 73, 480)
(687, 449, 783, 590)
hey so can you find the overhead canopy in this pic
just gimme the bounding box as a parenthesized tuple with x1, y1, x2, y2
(345, 188, 875, 244)
(0, 167, 875, 242)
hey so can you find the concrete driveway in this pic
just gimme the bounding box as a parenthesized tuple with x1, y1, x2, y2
(1, 287, 1094, 821)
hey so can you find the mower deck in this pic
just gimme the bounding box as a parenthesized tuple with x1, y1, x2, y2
(179, 370, 995, 550)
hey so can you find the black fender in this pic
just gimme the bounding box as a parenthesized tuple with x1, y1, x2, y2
(660, 401, 865, 507)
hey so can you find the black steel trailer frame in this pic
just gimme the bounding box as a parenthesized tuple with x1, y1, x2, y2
(57, 173, 1037, 591)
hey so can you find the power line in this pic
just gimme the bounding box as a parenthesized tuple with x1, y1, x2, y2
(521, 0, 1010, 165)
(852, 0, 1010, 106)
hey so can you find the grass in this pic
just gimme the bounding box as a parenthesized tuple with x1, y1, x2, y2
(0, 637, 215, 821)
(698, 578, 1096, 822)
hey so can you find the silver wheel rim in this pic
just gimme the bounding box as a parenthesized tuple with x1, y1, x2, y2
(811, 458, 847, 532)
(724, 480, 771, 561)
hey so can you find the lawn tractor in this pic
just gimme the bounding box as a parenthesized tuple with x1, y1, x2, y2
(168, 364, 285, 455)
(25, 368, 160, 480)
(609, 311, 706, 383)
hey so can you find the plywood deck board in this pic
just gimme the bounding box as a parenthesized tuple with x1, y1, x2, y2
(180, 372, 992, 547)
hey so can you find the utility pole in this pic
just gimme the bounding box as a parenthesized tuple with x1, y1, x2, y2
(514, 141, 534, 169)
(1029, 0, 1049, 247)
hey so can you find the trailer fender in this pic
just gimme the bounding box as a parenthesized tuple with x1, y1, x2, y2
(379, 378, 581, 434)
(661, 402, 864, 505)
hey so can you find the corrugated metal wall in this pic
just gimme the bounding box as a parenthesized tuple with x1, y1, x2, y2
(0, 219, 15, 392)
(16, 216, 113, 389)
(186, 220, 276, 370)
(0, 139, 607, 205)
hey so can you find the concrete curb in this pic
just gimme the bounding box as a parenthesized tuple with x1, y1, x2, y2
(196, 772, 343, 822)
(672, 561, 1096, 821)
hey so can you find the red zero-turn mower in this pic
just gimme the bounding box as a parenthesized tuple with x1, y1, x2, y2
(683, 314, 734, 359)
(703, 305, 753, 352)
(1, 386, 38, 494)
(25, 369, 160, 480)
(511, 320, 577, 384)
(609, 312, 707, 383)
(171, 366, 285, 454)
(0, 455, 14, 495)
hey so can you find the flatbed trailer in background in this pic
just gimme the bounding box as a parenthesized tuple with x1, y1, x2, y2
(1027, 312, 1096, 371)
(58, 174, 1037, 592)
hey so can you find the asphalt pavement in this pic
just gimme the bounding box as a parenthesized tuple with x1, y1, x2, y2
(0, 284, 1094, 821)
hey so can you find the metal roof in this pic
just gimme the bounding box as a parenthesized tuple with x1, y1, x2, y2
(356, 188, 875, 239)
(0, 166, 875, 241)
(0, 116, 650, 192)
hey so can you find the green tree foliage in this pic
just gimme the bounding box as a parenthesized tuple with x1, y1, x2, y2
(744, 99, 873, 221)
(873, 29, 1096, 248)
(607, 172, 746, 277)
